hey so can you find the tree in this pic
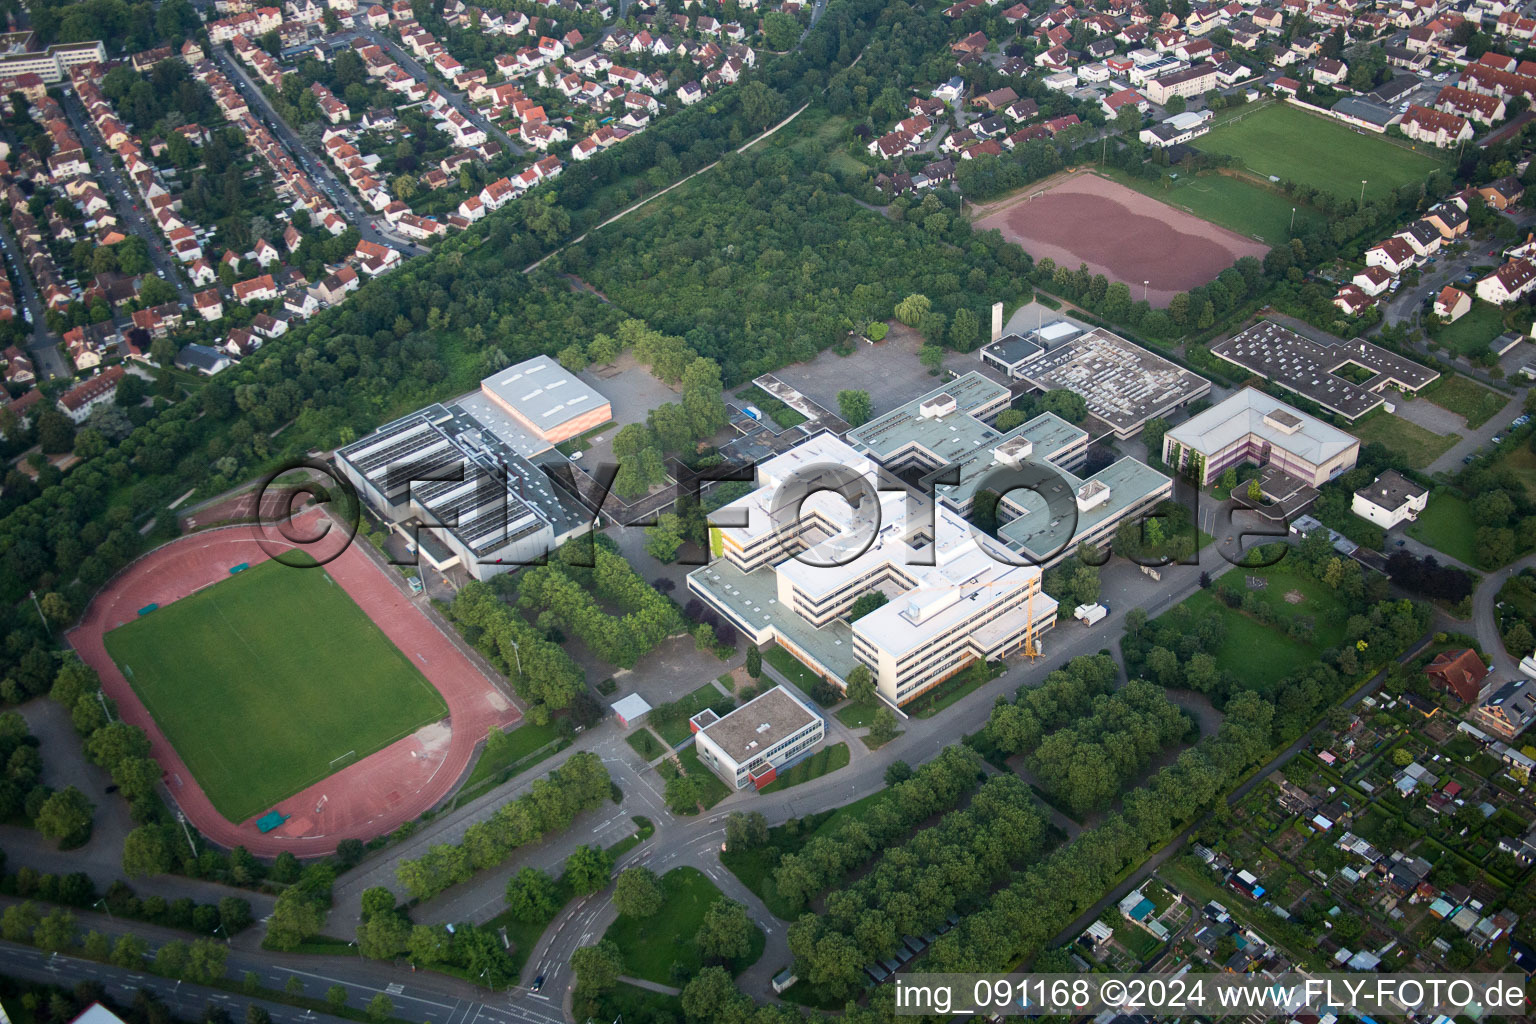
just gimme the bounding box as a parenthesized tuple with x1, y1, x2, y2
(185, 938, 228, 984)
(919, 344, 946, 374)
(848, 592, 888, 622)
(1166, 95, 1187, 114)
(868, 707, 898, 746)
(366, 995, 393, 1023)
(563, 844, 613, 896)
(34, 786, 93, 846)
(506, 867, 560, 922)
(745, 643, 761, 680)
(950, 308, 981, 350)
(762, 10, 800, 50)
(122, 825, 173, 877)
(995, 409, 1028, 431)
(1246, 478, 1262, 502)
(35, 409, 76, 454)
(837, 389, 872, 426)
(895, 294, 931, 326)
(266, 888, 327, 951)
(325, 986, 348, 1012)
(696, 898, 753, 962)
(1040, 389, 1087, 424)
(645, 513, 686, 563)
(845, 664, 877, 707)
(569, 939, 624, 995)
(724, 811, 768, 851)
(612, 866, 663, 918)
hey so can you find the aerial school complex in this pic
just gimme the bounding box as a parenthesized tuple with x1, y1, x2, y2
(689, 368, 1175, 706)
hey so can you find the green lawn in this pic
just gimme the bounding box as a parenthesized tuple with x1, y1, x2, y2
(1491, 442, 1536, 503)
(1098, 167, 1320, 245)
(654, 683, 733, 747)
(1423, 374, 1509, 429)
(461, 721, 563, 792)
(1159, 564, 1350, 691)
(833, 702, 877, 729)
(104, 557, 448, 823)
(602, 867, 765, 983)
(590, 984, 686, 1024)
(1433, 299, 1508, 358)
(1406, 491, 1481, 566)
(625, 727, 666, 761)
(762, 645, 832, 699)
(663, 746, 730, 812)
(1197, 102, 1443, 202)
(1348, 413, 1460, 470)
(758, 742, 849, 793)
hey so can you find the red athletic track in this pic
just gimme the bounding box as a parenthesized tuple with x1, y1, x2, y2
(67, 510, 521, 857)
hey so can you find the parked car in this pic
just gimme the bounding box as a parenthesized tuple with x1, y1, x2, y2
(1493, 436, 1504, 444)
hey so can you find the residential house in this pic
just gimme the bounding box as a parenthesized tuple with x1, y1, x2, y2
(1425, 648, 1489, 704)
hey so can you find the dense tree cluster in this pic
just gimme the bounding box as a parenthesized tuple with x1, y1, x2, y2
(771, 746, 982, 914)
(355, 886, 519, 985)
(1385, 551, 1474, 605)
(447, 581, 587, 721)
(1027, 680, 1190, 816)
(925, 693, 1278, 974)
(981, 653, 1118, 756)
(394, 752, 610, 901)
(561, 173, 1031, 382)
(787, 773, 1046, 996)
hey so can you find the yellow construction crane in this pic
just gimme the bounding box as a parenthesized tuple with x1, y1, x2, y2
(1021, 580, 1040, 661)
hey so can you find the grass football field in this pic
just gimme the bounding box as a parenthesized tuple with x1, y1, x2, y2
(1098, 166, 1322, 244)
(104, 558, 448, 823)
(1197, 103, 1444, 203)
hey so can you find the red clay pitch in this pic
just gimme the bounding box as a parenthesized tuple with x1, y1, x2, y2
(68, 509, 521, 856)
(973, 171, 1268, 307)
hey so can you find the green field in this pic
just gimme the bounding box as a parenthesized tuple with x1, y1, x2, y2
(1157, 563, 1350, 691)
(602, 867, 765, 983)
(1423, 374, 1509, 428)
(758, 742, 849, 793)
(1434, 300, 1508, 357)
(1406, 491, 1481, 566)
(1348, 413, 1459, 469)
(104, 558, 448, 822)
(1101, 167, 1320, 244)
(1492, 442, 1536, 502)
(1197, 103, 1443, 202)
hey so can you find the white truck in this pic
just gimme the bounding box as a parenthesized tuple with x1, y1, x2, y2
(1074, 603, 1107, 626)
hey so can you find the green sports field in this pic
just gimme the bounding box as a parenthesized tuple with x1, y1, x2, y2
(104, 558, 448, 823)
(1099, 166, 1322, 245)
(1197, 103, 1445, 203)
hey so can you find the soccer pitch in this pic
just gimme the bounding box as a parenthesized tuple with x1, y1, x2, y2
(104, 558, 448, 823)
(1197, 103, 1444, 203)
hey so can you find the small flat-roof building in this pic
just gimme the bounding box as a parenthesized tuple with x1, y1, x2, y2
(1351, 469, 1427, 529)
(611, 692, 652, 729)
(1162, 387, 1359, 487)
(1210, 321, 1438, 421)
(690, 685, 825, 789)
(480, 354, 612, 443)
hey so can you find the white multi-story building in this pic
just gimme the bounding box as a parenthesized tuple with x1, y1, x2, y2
(690, 686, 825, 790)
(1351, 470, 1428, 529)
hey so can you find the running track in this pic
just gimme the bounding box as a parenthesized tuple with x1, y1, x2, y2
(67, 510, 521, 857)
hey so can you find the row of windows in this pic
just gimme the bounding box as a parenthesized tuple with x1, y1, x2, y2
(735, 731, 825, 786)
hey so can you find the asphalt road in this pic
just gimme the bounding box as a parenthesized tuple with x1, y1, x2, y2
(59, 88, 192, 305)
(0, 216, 69, 379)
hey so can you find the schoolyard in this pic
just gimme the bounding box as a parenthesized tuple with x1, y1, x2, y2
(103, 557, 449, 823)
(1197, 103, 1444, 203)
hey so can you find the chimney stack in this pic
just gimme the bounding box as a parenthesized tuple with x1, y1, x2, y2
(991, 300, 1004, 342)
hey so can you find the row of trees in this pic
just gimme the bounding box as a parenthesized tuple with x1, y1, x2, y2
(787, 773, 1047, 995)
(513, 540, 688, 669)
(979, 652, 1119, 758)
(394, 751, 610, 901)
(1026, 680, 1190, 816)
(1, 899, 227, 984)
(354, 885, 519, 986)
(2, 865, 251, 939)
(770, 745, 983, 913)
(448, 580, 586, 721)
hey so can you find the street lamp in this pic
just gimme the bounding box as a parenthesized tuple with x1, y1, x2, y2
(1142, 280, 1149, 302)
(1290, 207, 1296, 232)
(1360, 179, 1368, 205)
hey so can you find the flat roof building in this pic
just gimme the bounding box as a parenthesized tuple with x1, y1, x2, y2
(480, 354, 612, 444)
(690, 685, 825, 789)
(335, 399, 590, 581)
(1209, 320, 1438, 421)
(1351, 469, 1428, 530)
(1163, 387, 1360, 488)
(688, 432, 1059, 706)
(998, 324, 1211, 440)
